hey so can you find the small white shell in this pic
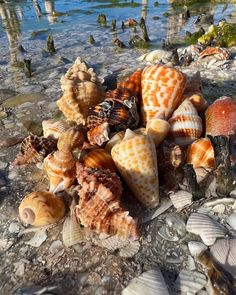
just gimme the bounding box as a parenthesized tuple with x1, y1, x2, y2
(169, 190, 192, 212)
(227, 213, 236, 230)
(186, 213, 226, 246)
(194, 167, 212, 184)
(119, 240, 140, 258)
(188, 241, 208, 257)
(95, 235, 128, 251)
(174, 270, 207, 294)
(122, 269, 170, 295)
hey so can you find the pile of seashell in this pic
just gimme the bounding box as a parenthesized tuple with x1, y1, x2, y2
(13, 57, 236, 294)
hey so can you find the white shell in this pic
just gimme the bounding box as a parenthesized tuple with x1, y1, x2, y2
(169, 190, 192, 212)
(188, 241, 208, 257)
(194, 167, 212, 184)
(137, 49, 172, 63)
(186, 213, 226, 246)
(95, 235, 128, 251)
(230, 189, 236, 198)
(227, 213, 236, 230)
(24, 227, 48, 247)
(211, 204, 225, 214)
(122, 269, 170, 295)
(174, 270, 207, 294)
(186, 255, 196, 271)
(119, 240, 140, 258)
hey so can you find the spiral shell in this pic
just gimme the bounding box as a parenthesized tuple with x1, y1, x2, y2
(87, 122, 110, 146)
(169, 99, 203, 146)
(117, 69, 142, 99)
(199, 46, 230, 60)
(146, 118, 170, 147)
(57, 125, 85, 152)
(19, 191, 65, 227)
(141, 65, 186, 123)
(42, 119, 70, 139)
(111, 129, 159, 208)
(205, 96, 236, 136)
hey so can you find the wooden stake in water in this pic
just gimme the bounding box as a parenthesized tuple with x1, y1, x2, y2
(47, 34, 56, 53)
(23, 59, 32, 78)
(140, 17, 149, 42)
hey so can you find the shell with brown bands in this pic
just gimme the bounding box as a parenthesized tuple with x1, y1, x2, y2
(57, 125, 85, 152)
(117, 69, 142, 100)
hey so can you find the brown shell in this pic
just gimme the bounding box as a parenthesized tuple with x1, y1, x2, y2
(117, 69, 142, 100)
(13, 135, 57, 165)
(87, 122, 110, 146)
(57, 125, 85, 152)
(74, 164, 139, 240)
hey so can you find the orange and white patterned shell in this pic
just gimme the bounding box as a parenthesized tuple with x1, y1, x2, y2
(111, 129, 159, 209)
(187, 138, 215, 169)
(169, 99, 203, 146)
(57, 126, 85, 152)
(199, 47, 230, 60)
(141, 65, 186, 124)
(44, 150, 76, 193)
(42, 119, 70, 139)
(117, 69, 142, 98)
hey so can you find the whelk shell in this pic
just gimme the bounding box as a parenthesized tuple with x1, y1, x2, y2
(19, 191, 65, 227)
(42, 119, 70, 139)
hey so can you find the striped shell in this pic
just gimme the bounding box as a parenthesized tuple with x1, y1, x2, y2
(205, 96, 236, 136)
(169, 190, 192, 212)
(111, 129, 159, 209)
(188, 241, 208, 257)
(174, 270, 207, 294)
(105, 131, 125, 153)
(81, 148, 116, 172)
(187, 138, 215, 169)
(57, 125, 85, 152)
(117, 69, 142, 99)
(146, 118, 170, 147)
(141, 65, 186, 124)
(199, 46, 230, 60)
(87, 122, 110, 146)
(42, 119, 70, 139)
(122, 269, 170, 295)
(19, 191, 65, 227)
(186, 213, 226, 246)
(57, 57, 105, 124)
(75, 164, 138, 240)
(169, 99, 203, 146)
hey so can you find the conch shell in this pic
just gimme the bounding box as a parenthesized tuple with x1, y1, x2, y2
(74, 164, 139, 240)
(111, 129, 159, 208)
(141, 65, 186, 124)
(57, 57, 105, 124)
(13, 135, 57, 165)
(42, 119, 70, 139)
(19, 191, 65, 227)
(169, 99, 203, 146)
(187, 138, 215, 169)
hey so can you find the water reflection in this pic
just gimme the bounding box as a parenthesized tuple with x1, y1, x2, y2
(44, 0, 57, 23)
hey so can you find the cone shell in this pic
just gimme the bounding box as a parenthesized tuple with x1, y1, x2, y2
(186, 213, 226, 246)
(187, 138, 215, 169)
(44, 150, 76, 193)
(117, 69, 142, 99)
(141, 65, 186, 123)
(42, 119, 70, 139)
(19, 191, 65, 227)
(57, 125, 85, 152)
(205, 96, 236, 136)
(174, 270, 207, 294)
(81, 148, 116, 172)
(146, 118, 170, 147)
(111, 129, 159, 209)
(199, 46, 230, 60)
(87, 122, 110, 146)
(169, 99, 203, 146)
(13, 135, 57, 165)
(122, 269, 170, 295)
(105, 131, 125, 153)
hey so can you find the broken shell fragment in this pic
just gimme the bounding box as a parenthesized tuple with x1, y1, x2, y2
(42, 119, 70, 139)
(19, 191, 65, 227)
(188, 241, 208, 257)
(169, 190, 192, 211)
(146, 118, 170, 147)
(174, 270, 207, 294)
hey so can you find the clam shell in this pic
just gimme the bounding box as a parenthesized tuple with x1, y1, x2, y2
(95, 235, 128, 251)
(174, 270, 207, 294)
(42, 119, 70, 139)
(105, 131, 125, 153)
(111, 129, 159, 209)
(19, 191, 65, 227)
(187, 138, 215, 169)
(169, 190, 192, 211)
(146, 118, 170, 147)
(122, 269, 170, 295)
(188, 241, 208, 257)
(186, 213, 226, 246)
(169, 99, 203, 146)
(141, 65, 186, 123)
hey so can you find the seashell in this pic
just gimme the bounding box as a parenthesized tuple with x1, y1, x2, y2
(188, 241, 208, 257)
(205, 96, 236, 136)
(122, 269, 170, 295)
(169, 190, 192, 212)
(182, 72, 208, 112)
(57, 125, 85, 152)
(117, 69, 142, 99)
(105, 131, 125, 153)
(194, 167, 212, 184)
(119, 240, 140, 258)
(94, 235, 129, 251)
(74, 164, 139, 240)
(187, 138, 215, 169)
(81, 148, 116, 172)
(13, 135, 57, 165)
(186, 255, 196, 271)
(42, 119, 70, 139)
(87, 122, 110, 146)
(141, 65, 186, 124)
(186, 213, 226, 246)
(19, 191, 65, 227)
(57, 57, 105, 124)
(111, 129, 159, 209)
(199, 46, 230, 60)
(174, 270, 207, 294)
(24, 227, 48, 248)
(168, 99, 203, 146)
(44, 149, 76, 193)
(137, 49, 172, 63)
(226, 213, 236, 230)
(146, 118, 170, 147)
(62, 217, 90, 247)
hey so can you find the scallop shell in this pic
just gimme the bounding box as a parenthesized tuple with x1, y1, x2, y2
(81, 148, 116, 172)
(42, 119, 70, 139)
(117, 69, 142, 99)
(105, 131, 125, 153)
(199, 46, 230, 60)
(119, 240, 140, 258)
(146, 118, 170, 147)
(94, 235, 128, 251)
(141, 65, 186, 124)
(44, 150, 76, 193)
(75, 164, 139, 240)
(168, 99, 203, 146)
(169, 190, 192, 211)
(188, 241, 208, 257)
(226, 213, 236, 230)
(174, 270, 207, 294)
(87, 122, 110, 146)
(187, 138, 215, 169)
(13, 135, 57, 165)
(57, 57, 105, 124)
(182, 72, 208, 112)
(205, 96, 236, 136)
(19, 191, 65, 227)
(57, 125, 85, 152)
(122, 269, 170, 295)
(111, 129, 159, 209)
(186, 213, 226, 246)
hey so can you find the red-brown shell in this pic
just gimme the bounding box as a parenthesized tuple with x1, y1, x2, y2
(199, 47, 230, 60)
(87, 122, 110, 146)
(117, 69, 142, 99)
